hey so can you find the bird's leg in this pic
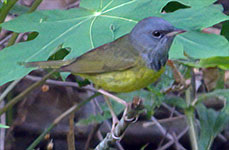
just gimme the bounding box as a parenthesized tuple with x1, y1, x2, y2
(98, 89, 127, 106)
(103, 96, 119, 132)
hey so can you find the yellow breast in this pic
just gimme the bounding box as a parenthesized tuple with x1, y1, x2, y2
(78, 66, 164, 93)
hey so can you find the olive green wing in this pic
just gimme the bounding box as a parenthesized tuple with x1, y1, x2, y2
(61, 35, 140, 74)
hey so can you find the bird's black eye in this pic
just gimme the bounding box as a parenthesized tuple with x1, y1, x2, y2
(152, 31, 161, 37)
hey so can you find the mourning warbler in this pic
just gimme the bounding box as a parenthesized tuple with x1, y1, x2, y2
(24, 17, 185, 93)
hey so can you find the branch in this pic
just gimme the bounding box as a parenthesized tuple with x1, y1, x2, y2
(0, 69, 58, 116)
(0, 78, 22, 103)
(67, 112, 76, 150)
(95, 97, 144, 150)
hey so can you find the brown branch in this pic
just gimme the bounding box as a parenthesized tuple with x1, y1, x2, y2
(67, 112, 75, 150)
(95, 97, 144, 150)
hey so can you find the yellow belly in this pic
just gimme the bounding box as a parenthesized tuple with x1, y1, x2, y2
(78, 66, 164, 93)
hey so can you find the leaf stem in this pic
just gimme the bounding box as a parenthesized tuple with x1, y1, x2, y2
(185, 87, 198, 150)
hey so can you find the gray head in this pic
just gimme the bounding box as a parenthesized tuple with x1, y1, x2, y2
(129, 17, 185, 71)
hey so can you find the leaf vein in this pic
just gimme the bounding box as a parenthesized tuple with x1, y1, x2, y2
(89, 17, 98, 49)
(101, 0, 114, 12)
(26, 16, 93, 62)
(101, 14, 138, 23)
(102, 0, 137, 14)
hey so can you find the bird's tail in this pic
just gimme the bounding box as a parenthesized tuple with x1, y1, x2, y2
(19, 59, 75, 69)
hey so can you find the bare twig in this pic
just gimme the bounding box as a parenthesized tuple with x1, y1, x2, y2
(98, 89, 127, 106)
(25, 75, 127, 106)
(0, 69, 58, 116)
(151, 116, 173, 140)
(85, 123, 101, 150)
(95, 97, 144, 150)
(0, 101, 6, 150)
(104, 95, 119, 129)
(0, 78, 22, 103)
(93, 98, 125, 150)
(67, 112, 75, 150)
(0, 34, 11, 45)
(157, 127, 189, 150)
(151, 117, 186, 150)
(162, 103, 182, 116)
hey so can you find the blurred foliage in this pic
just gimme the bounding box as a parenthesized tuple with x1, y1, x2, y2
(221, 21, 229, 40)
(197, 103, 229, 150)
(0, 2, 29, 15)
(0, 123, 9, 128)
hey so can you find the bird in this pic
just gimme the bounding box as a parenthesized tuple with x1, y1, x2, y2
(23, 17, 185, 93)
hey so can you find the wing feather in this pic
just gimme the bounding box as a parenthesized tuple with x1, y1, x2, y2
(61, 35, 140, 74)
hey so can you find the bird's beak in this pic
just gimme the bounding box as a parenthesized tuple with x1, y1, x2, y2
(166, 29, 186, 37)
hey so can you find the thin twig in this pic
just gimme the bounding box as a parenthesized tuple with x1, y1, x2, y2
(85, 99, 102, 150)
(26, 93, 100, 150)
(85, 123, 101, 150)
(93, 98, 125, 150)
(162, 103, 182, 116)
(95, 97, 144, 150)
(0, 34, 11, 45)
(104, 95, 119, 128)
(0, 69, 58, 116)
(151, 116, 173, 140)
(0, 101, 6, 150)
(25, 75, 127, 106)
(0, 78, 22, 103)
(151, 117, 186, 150)
(67, 112, 75, 150)
(157, 127, 189, 150)
(98, 89, 127, 106)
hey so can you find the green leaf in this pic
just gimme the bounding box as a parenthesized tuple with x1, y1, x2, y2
(199, 56, 229, 70)
(170, 30, 229, 69)
(221, 21, 229, 40)
(0, 1, 228, 86)
(196, 89, 229, 149)
(0, 0, 172, 86)
(0, 123, 9, 128)
(163, 4, 228, 30)
(164, 96, 187, 109)
(197, 89, 229, 104)
(167, 5, 229, 68)
(197, 103, 229, 150)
